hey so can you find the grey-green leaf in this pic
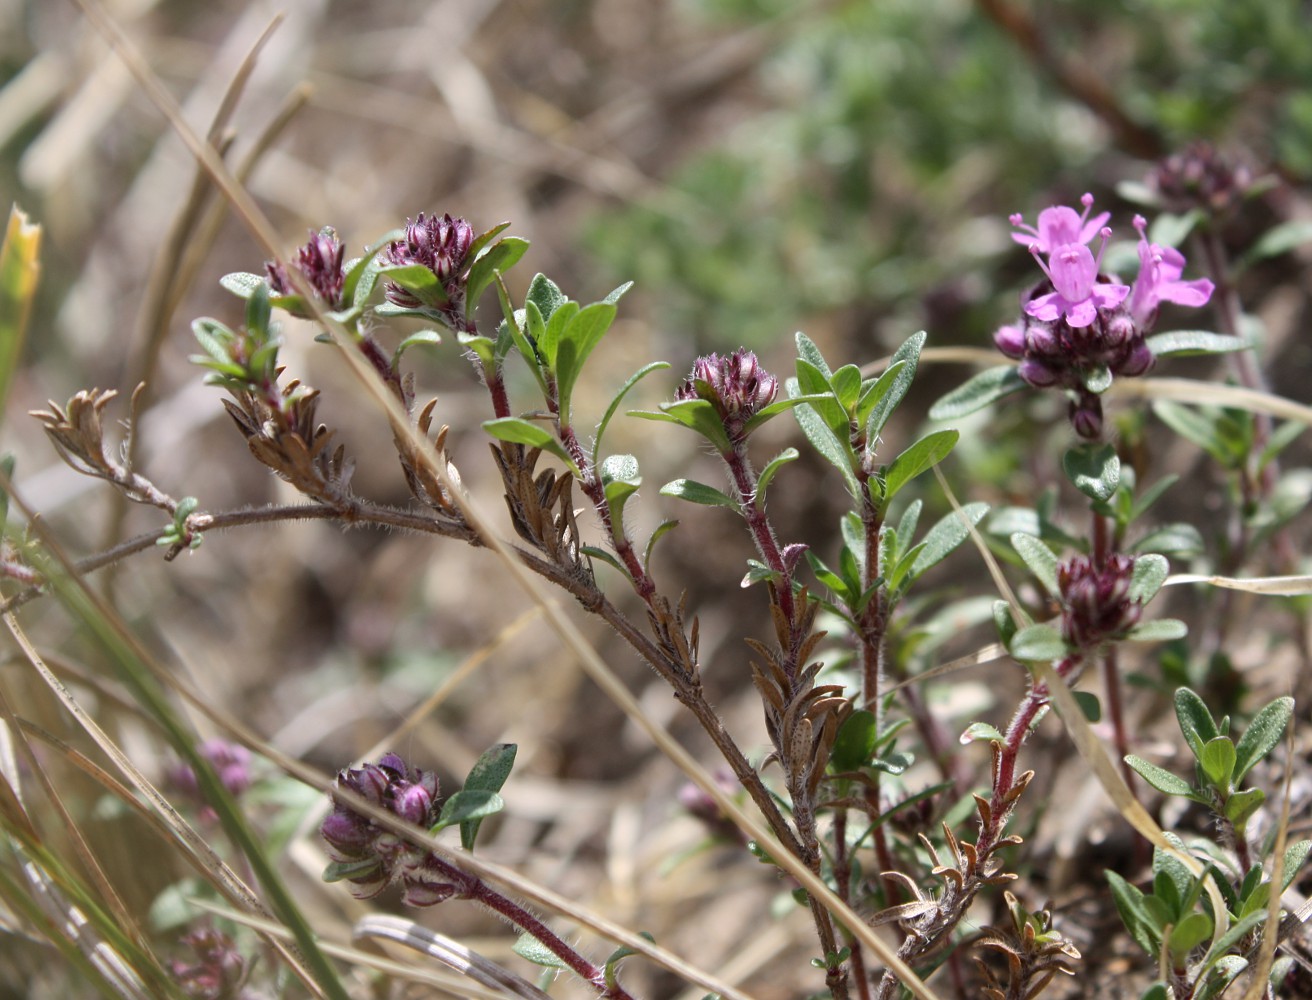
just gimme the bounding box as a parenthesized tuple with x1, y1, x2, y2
(928, 365, 1027, 420)
(1011, 532, 1060, 595)
(1009, 623, 1068, 662)
(1232, 695, 1293, 783)
(460, 743, 517, 850)
(1063, 442, 1120, 502)
(1145, 331, 1249, 357)
(880, 429, 958, 506)
(1125, 755, 1193, 797)
(1128, 553, 1169, 604)
(1125, 619, 1188, 642)
(660, 478, 737, 509)
(864, 331, 925, 438)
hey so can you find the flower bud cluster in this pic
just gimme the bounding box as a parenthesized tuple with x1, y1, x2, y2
(382, 212, 475, 312)
(320, 753, 459, 906)
(265, 228, 347, 310)
(995, 194, 1214, 438)
(1057, 553, 1142, 652)
(1149, 143, 1255, 218)
(165, 739, 253, 823)
(170, 927, 250, 1000)
(675, 349, 779, 441)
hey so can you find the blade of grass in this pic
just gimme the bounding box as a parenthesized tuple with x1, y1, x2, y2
(1166, 572, 1312, 595)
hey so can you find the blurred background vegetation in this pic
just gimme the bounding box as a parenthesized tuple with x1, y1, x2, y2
(2, 0, 1310, 996)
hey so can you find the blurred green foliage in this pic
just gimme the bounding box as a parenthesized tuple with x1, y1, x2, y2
(586, 0, 1312, 348)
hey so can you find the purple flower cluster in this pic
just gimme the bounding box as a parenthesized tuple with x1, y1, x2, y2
(170, 927, 249, 1000)
(995, 194, 1214, 438)
(675, 349, 779, 442)
(265, 228, 347, 310)
(381, 212, 475, 311)
(1057, 553, 1142, 651)
(166, 739, 253, 823)
(320, 753, 459, 906)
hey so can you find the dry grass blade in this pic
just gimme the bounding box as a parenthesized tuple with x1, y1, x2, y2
(354, 914, 554, 1000)
(1241, 718, 1297, 1000)
(1, 612, 320, 989)
(1166, 572, 1312, 595)
(1113, 376, 1312, 425)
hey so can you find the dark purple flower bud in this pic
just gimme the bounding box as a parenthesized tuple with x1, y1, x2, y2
(1149, 143, 1255, 217)
(266, 228, 347, 310)
(1017, 358, 1061, 388)
(382, 212, 475, 310)
(321, 754, 443, 900)
(1057, 553, 1142, 650)
(1068, 395, 1103, 440)
(402, 865, 460, 907)
(675, 349, 779, 441)
(1116, 341, 1155, 378)
(166, 740, 253, 821)
(170, 927, 248, 1000)
(994, 324, 1026, 359)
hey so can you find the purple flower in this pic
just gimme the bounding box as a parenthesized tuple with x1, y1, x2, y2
(1024, 234, 1129, 329)
(266, 228, 347, 310)
(166, 740, 253, 822)
(1057, 554, 1142, 651)
(675, 349, 779, 442)
(1128, 216, 1215, 326)
(1010, 193, 1110, 254)
(320, 754, 447, 902)
(170, 927, 249, 1000)
(1149, 143, 1255, 217)
(382, 212, 475, 311)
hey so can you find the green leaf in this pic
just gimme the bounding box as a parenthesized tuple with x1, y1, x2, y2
(322, 858, 381, 883)
(601, 453, 641, 526)
(513, 931, 570, 970)
(1130, 523, 1204, 556)
(660, 479, 737, 509)
(459, 743, 518, 850)
(794, 331, 832, 379)
(1129, 554, 1169, 603)
(1233, 695, 1293, 783)
(1145, 331, 1249, 357)
(794, 360, 849, 436)
(592, 362, 670, 466)
(1126, 619, 1188, 642)
(742, 393, 832, 436)
(1139, 985, 1170, 1000)
(1200, 911, 1268, 968)
(789, 379, 859, 495)
(465, 237, 529, 316)
(482, 417, 579, 473)
(1194, 956, 1248, 1000)
(757, 448, 799, 498)
(1081, 364, 1113, 394)
(1174, 690, 1219, 759)
(525, 272, 567, 322)
(603, 280, 634, 305)
(463, 221, 512, 265)
(1153, 402, 1236, 466)
(855, 360, 907, 439)
(538, 300, 579, 368)
(556, 301, 619, 420)
(643, 519, 679, 568)
(1063, 443, 1120, 502)
(880, 429, 958, 506)
(1223, 787, 1265, 828)
(830, 364, 862, 411)
(1237, 219, 1312, 269)
(629, 399, 732, 453)
(1283, 840, 1311, 891)
(1125, 755, 1193, 797)
(394, 328, 443, 361)
(1199, 737, 1237, 790)
(960, 721, 1003, 745)
(373, 262, 448, 308)
(1074, 690, 1101, 722)
(1168, 912, 1213, 959)
(1107, 870, 1161, 955)
(891, 502, 988, 593)
(864, 331, 925, 438)
(1009, 623, 1068, 662)
(992, 599, 1019, 647)
(432, 789, 504, 832)
(1010, 532, 1060, 595)
(829, 710, 877, 772)
(219, 271, 266, 299)
(928, 365, 1026, 420)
